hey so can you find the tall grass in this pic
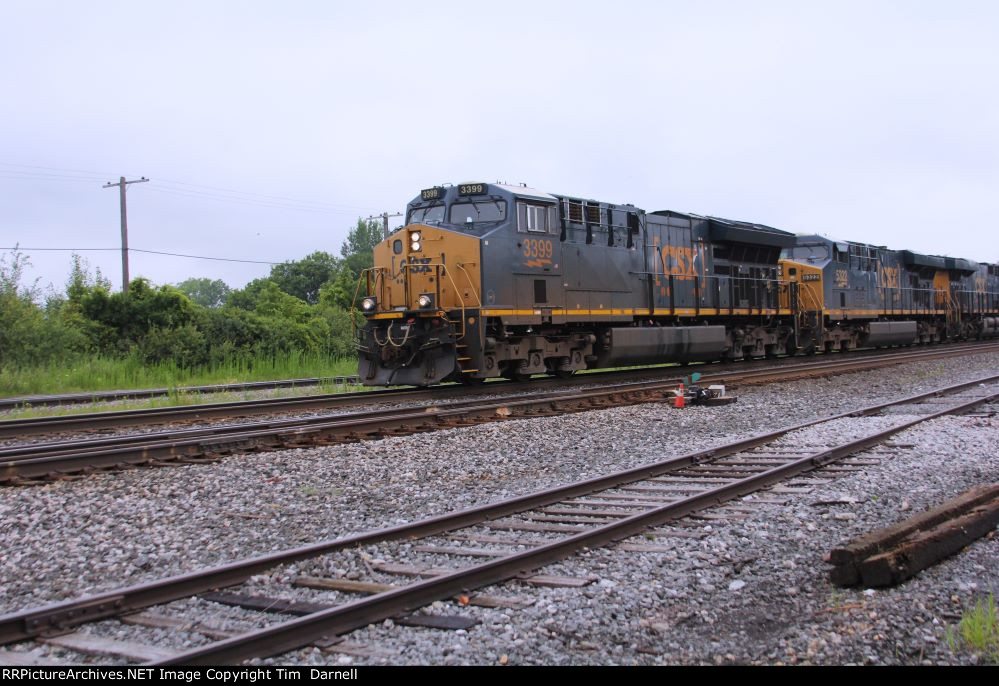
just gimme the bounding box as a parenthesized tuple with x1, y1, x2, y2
(947, 594, 999, 662)
(0, 351, 358, 396)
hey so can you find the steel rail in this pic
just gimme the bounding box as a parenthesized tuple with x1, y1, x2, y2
(2, 346, 997, 484)
(0, 376, 362, 410)
(7, 343, 996, 457)
(2, 373, 995, 648)
(3, 341, 997, 440)
(154, 384, 999, 665)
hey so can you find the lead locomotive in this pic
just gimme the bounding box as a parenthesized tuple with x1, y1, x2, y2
(356, 183, 999, 386)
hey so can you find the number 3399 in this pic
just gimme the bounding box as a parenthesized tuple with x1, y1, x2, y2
(523, 239, 552, 259)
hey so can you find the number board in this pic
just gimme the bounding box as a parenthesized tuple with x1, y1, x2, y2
(802, 274, 821, 282)
(421, 187, 444, 201)
(458, 183, 487, 196)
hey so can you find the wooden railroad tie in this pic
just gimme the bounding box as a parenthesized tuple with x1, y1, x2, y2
(829, 483, 999, 587)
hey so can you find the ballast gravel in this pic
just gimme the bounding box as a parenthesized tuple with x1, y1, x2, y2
(0, 351, 997, 665)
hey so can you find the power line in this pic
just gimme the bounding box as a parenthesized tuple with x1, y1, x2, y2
(0, 162, 113, 177)
(0, 171, 110, 183)
(1, 162, 380, 213)
(141, 185, 366, 215)
(153, 177, 377, 211)
(1, 246, 284, 265)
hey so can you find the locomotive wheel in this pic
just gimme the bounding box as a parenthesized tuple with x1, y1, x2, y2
(459, 376, 486, 386)
(553, 369, 575, 379)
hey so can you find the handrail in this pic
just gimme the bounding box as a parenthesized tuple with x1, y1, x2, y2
(398, 261, 470, 339)
(350, 267, 387, 335)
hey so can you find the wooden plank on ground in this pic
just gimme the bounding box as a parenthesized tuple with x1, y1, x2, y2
(539, 507, 635, 517)
(830, 483, 999, 566)
(121, 612, 238, 640)
(396, 614, 478, 630)
(449, 534, 536, 546)
(859, 499, 999, 587)
(371, 562, 587, 588)
(830, 483, 999, 586)
(617, 543, 677, 553)
(645, 529, 710, 539)
(373, 562, 455, 577)
(520, 575, 595, 587)
(323, 641, 393, 658)
(528, 514, 619, 525)
(568, 499, 664, 508)
(293, 576, 534, 609)
(40, 633, 178, 662)
(486, 522, 585, 534)
(413, 545, 509, 557)
(0, 651, 64, 666)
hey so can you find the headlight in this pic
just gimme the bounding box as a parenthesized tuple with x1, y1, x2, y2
(417, 294, 433, 309)
(361, 297, 376, 311)
(410, 231, 422, 242)
(411, 241, 422, 252)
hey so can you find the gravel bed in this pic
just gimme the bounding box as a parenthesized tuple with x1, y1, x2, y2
(0, 351, 996, 665)
(0, 374, 656, 449)
(0, 383, 347, 418)
(1, 345, 966, 445)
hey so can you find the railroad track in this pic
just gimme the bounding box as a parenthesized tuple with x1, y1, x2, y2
(0, 376, 362, 411)
(3, 342, 999, 486)
(4, 341, 999, 441)
(0, 374, 995, 665)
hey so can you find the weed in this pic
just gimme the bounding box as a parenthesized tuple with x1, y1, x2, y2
(0, 352, 357, 397)
(947, 594, 999, 662)
(827, 589, 846, 609)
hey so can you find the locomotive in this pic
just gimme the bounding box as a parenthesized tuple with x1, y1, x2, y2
(356, 182, 999, 386)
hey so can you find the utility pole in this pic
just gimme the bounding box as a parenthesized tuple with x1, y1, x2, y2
(103, 176, 149, 293)
(367, 211, 404, 239)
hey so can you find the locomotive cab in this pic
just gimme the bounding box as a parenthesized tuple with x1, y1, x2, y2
(357, 182, 564, 386)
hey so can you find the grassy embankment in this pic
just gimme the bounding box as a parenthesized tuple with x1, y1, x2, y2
(0, 352, 359, 418)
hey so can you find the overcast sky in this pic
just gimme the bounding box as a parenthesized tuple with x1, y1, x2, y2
(2, 1, 997, 294)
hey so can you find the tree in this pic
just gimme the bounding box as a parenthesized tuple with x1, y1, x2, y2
(340, 218, 383, 282)
(66, 254, 111, 303)
(226, 277, 275, 310)
(77, 278, 198, 353)
(268, 251, 340, 305)
(176, 277, 231, 308)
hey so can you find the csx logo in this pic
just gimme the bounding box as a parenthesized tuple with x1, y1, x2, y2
(659, 245, 699, 279)
(403, 257, 433, 274)
(879, 266, 899, 289)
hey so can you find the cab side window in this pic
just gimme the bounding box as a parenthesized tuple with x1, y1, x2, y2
(517, 202, 556, 234)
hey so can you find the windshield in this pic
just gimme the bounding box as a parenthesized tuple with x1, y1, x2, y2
(408, 204, 445, 224)
(787, 243, 829, 262)
(449, 200, 507, 226)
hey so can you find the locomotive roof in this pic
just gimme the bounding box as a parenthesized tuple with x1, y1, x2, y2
(491, 184, 558, 201)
